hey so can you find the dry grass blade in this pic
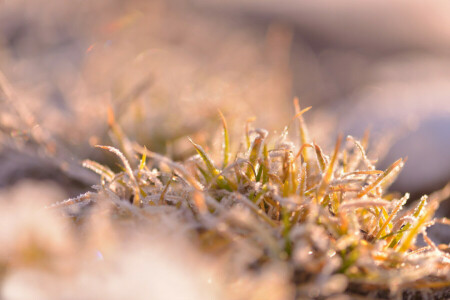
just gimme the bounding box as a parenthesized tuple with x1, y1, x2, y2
(46, 192, 94, 209)
(347, 135, 375, 171)
(293, 106, 312, 120)
(159, 174, 174, 205)
(82, 159, 115, 181)
(95, 145, 141, 206)
(434, 217, 450, 225)
(428, 182, 450, 203)
(316, 134, 342, 204)
(107, 106, 137, 168)
(357, 158, 404, 198)
(342, 170, 383, 178)
(314, 143, 327, 173)
(340, 199, 391, 209)
(134, 144, 203, 190)
(95, 145, 135, 182)
(294, 143, 314, 162)
(298, 162, 307, 197)
(232, 193, 277, 228)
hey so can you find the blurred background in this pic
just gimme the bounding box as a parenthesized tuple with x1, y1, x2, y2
(0, 0, 449, 217)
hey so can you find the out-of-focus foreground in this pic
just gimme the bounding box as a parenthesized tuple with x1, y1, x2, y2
(0, 0, 449, 299)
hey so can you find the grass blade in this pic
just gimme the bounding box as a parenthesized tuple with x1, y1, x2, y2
(375, 193, 409, 240)
(218, 110, 230, 168)
(294, 98, 313, 179)
(82, 159, 115, 181)
(316, 134, 342, 204)
(189, 137, 232, 191)
(246, 129, 267, 180)
(188, 137, 219, 177)
(96, 145, 142, 206)
(357, 158, 404, 198)
(397, 201, 437, 253)
(314, 142, 327, 173)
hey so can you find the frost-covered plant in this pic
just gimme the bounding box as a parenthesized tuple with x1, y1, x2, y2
(52, 99, 450, 299)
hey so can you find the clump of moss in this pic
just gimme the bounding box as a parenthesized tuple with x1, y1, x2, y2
(53, 99, 450, 299)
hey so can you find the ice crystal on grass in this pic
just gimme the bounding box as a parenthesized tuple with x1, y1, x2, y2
(43, 105, 450, 299)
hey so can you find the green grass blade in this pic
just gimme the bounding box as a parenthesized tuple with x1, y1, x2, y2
(245, 117, 256, 150)
(294, 98, 313, 178)
(387, 195, 427, 248)
(197, 164, 212, 183)
(218, 110, 230, 168)
(139, 149, 147, 172)
(262, 144, 269, 184)
(375, 194, 409, 240)
(397, 201, 437, 253)
(188, 137, 219, 177)
(189, 138, 233, 191)
(246, 130, 267, 180)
